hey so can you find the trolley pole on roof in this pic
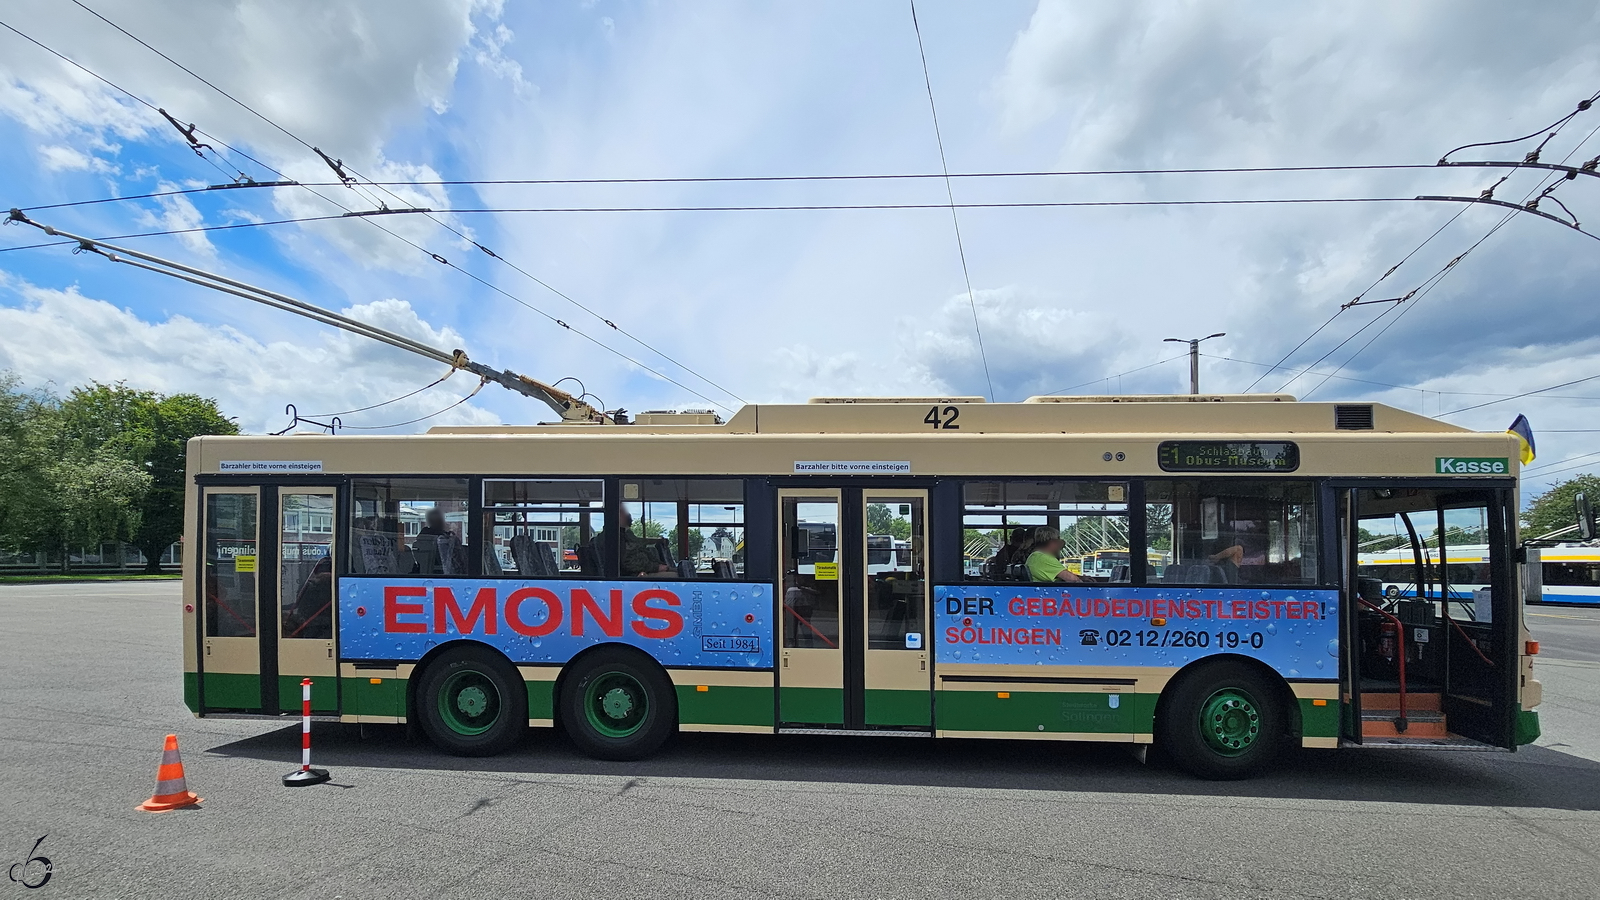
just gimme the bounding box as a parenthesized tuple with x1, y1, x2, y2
(7, 211, 610, 424)
(1163, 332, 1226, 394)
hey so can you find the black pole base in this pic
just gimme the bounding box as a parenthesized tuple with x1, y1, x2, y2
(282, 767, 331, 787)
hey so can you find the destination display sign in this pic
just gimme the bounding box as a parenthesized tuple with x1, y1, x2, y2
(1157, 440, 1299, 473)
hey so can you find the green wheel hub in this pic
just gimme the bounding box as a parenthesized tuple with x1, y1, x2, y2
(438, 669, 502, 736)
(1199, 688, 1261, 756)
(584, 671, 648, 738)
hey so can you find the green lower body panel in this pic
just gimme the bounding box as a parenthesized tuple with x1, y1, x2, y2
(780, 686, 844, 725)
(938, 689, 1143, 734)
(342, 675, 405, 718)
(865, 688, 931, 727)
(677, 685, 775, 727)
(528, 680, 555, 721)
(200, 672, 261, 711)
(1298, 698, 1339, 739)
(183, 671, 199, 713)
(279, 675, 338, 713)
(1515, 708, 1541, 745)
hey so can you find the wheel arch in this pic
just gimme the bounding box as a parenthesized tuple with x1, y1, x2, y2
(1154, 654, 1301, 740)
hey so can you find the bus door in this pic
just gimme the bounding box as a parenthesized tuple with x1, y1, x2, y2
(276, 488, 338, 712)
(199, 488, 262, 711)
(777, 488, 932, 730)
(1344, 485, 1515, 748)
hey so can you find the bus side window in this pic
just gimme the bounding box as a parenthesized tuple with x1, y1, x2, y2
(350, 478, 470, 576)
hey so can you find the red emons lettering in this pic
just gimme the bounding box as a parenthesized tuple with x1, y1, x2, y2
(384, 584, 685, 640)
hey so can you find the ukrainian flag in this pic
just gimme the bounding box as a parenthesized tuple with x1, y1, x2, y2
(1507, 414, 1536, 465)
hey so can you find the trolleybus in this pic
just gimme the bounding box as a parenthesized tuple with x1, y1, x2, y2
(181, 394, 1543, 778)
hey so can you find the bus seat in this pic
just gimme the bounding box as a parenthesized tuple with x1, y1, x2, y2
(578, 540, 601, 576)
(712, 559, 734, 579)
(1110, 564, 1130, 583)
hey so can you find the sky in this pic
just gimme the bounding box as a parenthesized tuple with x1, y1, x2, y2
(0, 0, 1598, 498)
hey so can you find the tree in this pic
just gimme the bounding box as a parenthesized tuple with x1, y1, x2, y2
(55, 383, 238, 572)
(0, 376, 151, 570)
(866, 503, 912, 540)
(1523, 473, 1600, 540)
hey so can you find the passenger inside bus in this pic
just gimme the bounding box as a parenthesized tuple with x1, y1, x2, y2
(985, 527, 1034, 580)
(593, 510, 673, 577)
(1026, 527, 1085, 583)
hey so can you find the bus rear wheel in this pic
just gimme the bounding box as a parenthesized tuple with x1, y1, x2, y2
(560, 647, 677, 761)
(1158, 660, 1285, 780)
(417, 645, 526, 756)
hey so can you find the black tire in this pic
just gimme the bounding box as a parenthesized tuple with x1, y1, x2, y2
(416, 644, 527, 757)
(1157, 660, 1287, 780)
(560, 646, 677, 761)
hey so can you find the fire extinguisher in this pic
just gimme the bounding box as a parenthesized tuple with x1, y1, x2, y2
(1379, 619, 1399, 664)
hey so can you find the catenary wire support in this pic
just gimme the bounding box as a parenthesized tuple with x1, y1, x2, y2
(157, 108, 213, 156)
(1413, 195, 1596, 239)
(312, 147, 355, 186)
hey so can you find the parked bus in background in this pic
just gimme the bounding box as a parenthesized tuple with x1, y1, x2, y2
(181, 395, 1543, 779)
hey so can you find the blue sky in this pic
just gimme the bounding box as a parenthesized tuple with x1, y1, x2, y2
(2, 0, 1600, 496)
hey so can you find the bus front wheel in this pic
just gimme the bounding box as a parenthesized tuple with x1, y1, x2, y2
(560, 647, 677, 761)
(1158, 660, 1286, 780)
(416, 645, 527, 756)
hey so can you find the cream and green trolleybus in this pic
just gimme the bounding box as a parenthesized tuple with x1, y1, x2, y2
(180, 394, 1544, 778)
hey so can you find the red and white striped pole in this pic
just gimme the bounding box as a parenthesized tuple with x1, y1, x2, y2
(282, 677, 331, 786)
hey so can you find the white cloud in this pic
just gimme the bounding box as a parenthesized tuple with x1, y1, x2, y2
(0, 275, 500, 434)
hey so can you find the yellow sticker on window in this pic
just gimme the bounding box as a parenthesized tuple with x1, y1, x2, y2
(813, 561, 839, 581)
(234, 555, 257, 573)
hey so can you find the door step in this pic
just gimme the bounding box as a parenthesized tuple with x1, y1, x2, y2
(1361, 712, 1448, 738)
(1342, 735, 1507, 751)
(1359, 691, 1447, 737)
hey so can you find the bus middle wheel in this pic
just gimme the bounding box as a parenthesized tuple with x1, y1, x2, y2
(416, 645, 527, 757)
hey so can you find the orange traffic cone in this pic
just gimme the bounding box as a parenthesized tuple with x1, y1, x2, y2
(138, 734, 202, 812)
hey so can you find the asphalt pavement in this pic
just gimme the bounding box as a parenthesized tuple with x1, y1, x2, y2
(2, 581, 1599, 899)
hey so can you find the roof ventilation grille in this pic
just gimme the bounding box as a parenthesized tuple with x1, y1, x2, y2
(1334, 404, 1375, 430)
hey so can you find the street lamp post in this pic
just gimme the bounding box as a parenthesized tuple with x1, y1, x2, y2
(1163, 333, 1226, 394)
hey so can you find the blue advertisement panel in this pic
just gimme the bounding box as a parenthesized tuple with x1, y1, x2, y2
(935, 585, 1339, 679)
(340, 578, 774, 669)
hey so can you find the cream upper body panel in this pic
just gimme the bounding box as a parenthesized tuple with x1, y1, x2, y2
(190, 398, 1515, 480)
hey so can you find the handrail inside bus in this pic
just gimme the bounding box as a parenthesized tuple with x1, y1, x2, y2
(782, 605, 838, 650)
(1357, 597, 1408, 732)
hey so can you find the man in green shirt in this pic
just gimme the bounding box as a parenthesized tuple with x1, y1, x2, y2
(1026, 527, 1084, 583)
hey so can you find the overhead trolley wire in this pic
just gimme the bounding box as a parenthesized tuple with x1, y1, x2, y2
(1299, 99, 1600, 398)
(299, 367, 458, 419)
(909, 0, 993, 403)
(334, 377, 490, 430)
(63, 0, 746, 409)
(6, 9, 737, 415)
(1257, 89, 1600, 397)
(1043, 353, 1189, 396)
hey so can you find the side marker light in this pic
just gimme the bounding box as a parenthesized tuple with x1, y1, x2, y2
(997, 691, 1010, 699)
(1526, 641, 1540, 656)
(696, 685, 709, 692)
(1312, 699, 1328, 707)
